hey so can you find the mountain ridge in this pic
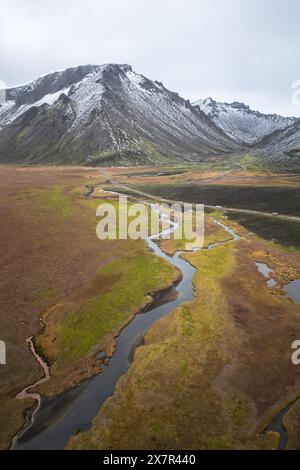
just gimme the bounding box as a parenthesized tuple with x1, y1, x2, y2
(1, 64, 300, 167)
(193, 97, 296, 145)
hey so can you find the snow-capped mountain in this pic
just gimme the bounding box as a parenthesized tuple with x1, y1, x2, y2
(0, 65, 241, 166)
(256, 119, 300, 155)
(193, 97, 296, 145)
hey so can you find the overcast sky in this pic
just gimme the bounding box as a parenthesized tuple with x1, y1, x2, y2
(1, 0, 300, 116)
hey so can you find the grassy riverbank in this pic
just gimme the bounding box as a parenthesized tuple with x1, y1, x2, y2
(68, 225, 300, 449)
(67, 168, 300, 450)
(0, 166, 179, 448)
(3, 165, 300, 450)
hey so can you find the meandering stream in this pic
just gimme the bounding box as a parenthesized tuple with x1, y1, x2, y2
(11, 206, 239, 450)
(11, 196, 300, 451)
(14, 322, 50, 415)
(255, 261, 300, 448)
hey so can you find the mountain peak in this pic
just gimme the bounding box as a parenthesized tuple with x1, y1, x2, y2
(0, 64, 241, 166)
(229, 101, 250, 111)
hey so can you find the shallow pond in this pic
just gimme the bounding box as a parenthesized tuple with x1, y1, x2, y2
(283, 279, 300, 304)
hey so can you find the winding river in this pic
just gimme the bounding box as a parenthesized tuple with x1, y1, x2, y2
(255, 261, 300, 448)
(11, 204, 239, 450)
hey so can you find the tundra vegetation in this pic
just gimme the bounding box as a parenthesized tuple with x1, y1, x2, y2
(68, 167, 300, 450)
(1, 165, 300, 450)
(0, 166, 179, 447)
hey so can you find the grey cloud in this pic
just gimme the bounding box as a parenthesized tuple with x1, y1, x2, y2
(1, 0, 299, 116)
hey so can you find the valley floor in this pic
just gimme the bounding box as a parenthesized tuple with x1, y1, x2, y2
(1, 165, 300, 450)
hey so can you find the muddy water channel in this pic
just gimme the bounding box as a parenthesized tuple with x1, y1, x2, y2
(12, 209, 239, 450)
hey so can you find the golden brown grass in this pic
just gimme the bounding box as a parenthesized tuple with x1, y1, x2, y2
(68, 222, 300, 450)
(0, 166, 178, 448)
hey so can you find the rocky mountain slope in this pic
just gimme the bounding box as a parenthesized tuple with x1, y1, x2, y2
(193, 97, 296, 145)
(0, 65, 241, 166)
(255, 119, 300, 157)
